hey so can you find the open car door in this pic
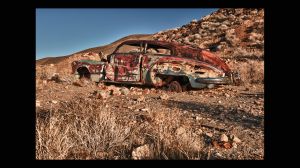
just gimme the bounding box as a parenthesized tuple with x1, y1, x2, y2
(105, 42, 143, 82)
(113, 53, 142, 82)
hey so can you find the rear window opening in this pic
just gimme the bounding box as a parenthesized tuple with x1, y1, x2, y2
(115, 44, 143, 53)
(195, 71, 205, 74)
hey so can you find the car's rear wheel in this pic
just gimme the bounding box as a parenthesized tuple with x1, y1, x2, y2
(167, 81, 182, 92)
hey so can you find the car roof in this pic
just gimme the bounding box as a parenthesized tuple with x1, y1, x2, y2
(119, 40, 190, 50)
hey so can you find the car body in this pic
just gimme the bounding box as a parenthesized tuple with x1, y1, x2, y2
(72, 40, 240, 91)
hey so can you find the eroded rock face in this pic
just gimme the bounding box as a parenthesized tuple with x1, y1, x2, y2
(153, 8, 264, 58)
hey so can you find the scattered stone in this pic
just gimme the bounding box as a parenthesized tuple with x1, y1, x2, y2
(141, 108, 149, 112)
(212, 141, 221, 148)
(137, 96, 145, 102)
(197, 129, 203, 134)
(218, 100, 222, 104)
(220, 134, 228, 142)
(50, 73, 61, 82)
(106, 85, 121, 95)
(254, 100, 261, 105)
(96, 91, 110, 99)
(96, 151, 108, 159)
(73, 81, 83, 87)
(42, 80, 48, 85)
(191, 19, 198, 23)
(214, 152, 223, 158)
(111, 88, 121, 96)
(135, 92, 143, 95)
(205, 132, 213, 138)
(36, 100, 41, 107)
(207, 84, 214, 89)
(132, 144, 152, 160)
(120, 87, 130, 95)
(143, 89, 151, 95)
(224, 93, 230, 98)
(232, 135, 242, 143)
(194, 34, 201, 39)
(223, 142, 232, 149)
(195, 116, 202, 121)
(232, 142, 238, 148)
(124, 127, 130, 135)
(159, 93, 169, 100)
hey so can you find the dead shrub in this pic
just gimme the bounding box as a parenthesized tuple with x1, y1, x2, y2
(227, 60, 264, 84)
(36, 98, 131, 160)
(140, 110, 204, 159)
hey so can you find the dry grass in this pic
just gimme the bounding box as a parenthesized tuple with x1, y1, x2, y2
(147, 110, 204, 159)
(36, 65, 57, 80)
(36, 98, 130, 159)
(36, 97, 205, 160)
(227, 60, 264, 84)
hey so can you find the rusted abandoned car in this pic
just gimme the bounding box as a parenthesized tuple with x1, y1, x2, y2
(72, 40, 240, 92)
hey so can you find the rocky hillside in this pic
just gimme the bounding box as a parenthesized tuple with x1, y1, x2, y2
(153, 8, 264, 59)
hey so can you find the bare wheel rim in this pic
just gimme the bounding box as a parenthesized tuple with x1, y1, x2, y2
(167, 81, 182, 92)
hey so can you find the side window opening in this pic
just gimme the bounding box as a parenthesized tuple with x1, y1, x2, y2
(146, 44, 171, 55)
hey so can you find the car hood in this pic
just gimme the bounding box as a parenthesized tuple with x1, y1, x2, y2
(174, 47, 231, 74)
(198, 50, 231, 74)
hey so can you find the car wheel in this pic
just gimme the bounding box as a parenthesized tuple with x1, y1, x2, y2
(167, 81, 182, 92)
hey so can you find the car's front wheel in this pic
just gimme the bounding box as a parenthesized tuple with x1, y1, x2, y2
(167, 81, 182, 92)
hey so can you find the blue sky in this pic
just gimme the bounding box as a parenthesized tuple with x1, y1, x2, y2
(36, 8, 217, 59)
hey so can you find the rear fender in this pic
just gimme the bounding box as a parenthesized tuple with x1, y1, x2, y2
(75, 63, 104, 82)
